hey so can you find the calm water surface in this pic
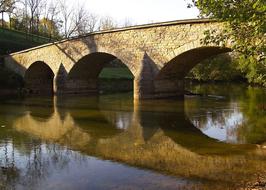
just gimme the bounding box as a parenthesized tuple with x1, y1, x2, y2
(0, 84, 265, 190)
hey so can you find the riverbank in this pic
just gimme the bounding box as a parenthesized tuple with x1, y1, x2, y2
(184, 79, 266, 88)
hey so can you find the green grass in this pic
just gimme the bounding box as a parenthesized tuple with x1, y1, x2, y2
(0, 27, 53, 55)
(99, 67, 134, 79)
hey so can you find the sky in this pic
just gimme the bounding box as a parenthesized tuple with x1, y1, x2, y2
(77, 0, 200, 25)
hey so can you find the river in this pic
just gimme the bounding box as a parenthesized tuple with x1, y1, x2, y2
(0, 83, 265, 190)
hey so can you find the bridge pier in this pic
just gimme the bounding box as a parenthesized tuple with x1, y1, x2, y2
(133, 54, 185, 100)
(154, 79, 185, 99)
(133, 54, 157, 100)
(63, 79, 98, 95)
(25, 78, 54, 95)
(134, 78, 185, 99)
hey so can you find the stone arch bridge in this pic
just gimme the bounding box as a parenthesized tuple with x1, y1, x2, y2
(4, 19, 231, 99)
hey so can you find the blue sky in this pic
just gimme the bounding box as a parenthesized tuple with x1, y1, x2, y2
(79, 0, 199, 24)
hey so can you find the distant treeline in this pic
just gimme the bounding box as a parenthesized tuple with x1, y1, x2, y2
(0, 0, 134, 39)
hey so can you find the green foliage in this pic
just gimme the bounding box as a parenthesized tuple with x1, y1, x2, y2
(187, 53, 244, 82)
(99, 68, 133, 79)
(0, 0, 16, 14)
(0, 27, 52, 54)
(194, 0, 265, 58)
(237, 54, 266, 86)
(99, 59, 133, 79)
(38, 18, 61, 39)
(191, 0, 266, 86)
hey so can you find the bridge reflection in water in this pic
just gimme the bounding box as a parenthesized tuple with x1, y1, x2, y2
(2, 95, 264, 189)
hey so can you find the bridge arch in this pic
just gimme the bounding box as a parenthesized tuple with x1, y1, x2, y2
(157, 46, 231, 80)
(153, 46, 231, 98)
(64, 52, 134, 94)
(24, 61, 55, 95)
(69, 52, 117, 79)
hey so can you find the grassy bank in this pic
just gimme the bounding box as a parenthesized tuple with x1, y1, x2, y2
(99, 67, 133, 79)
(0, 27, 53, 55)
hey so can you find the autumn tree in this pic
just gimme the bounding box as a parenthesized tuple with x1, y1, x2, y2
(98, 16, 117, 30)
(42, 1, 60, 39)
(26, 0, 44, 33)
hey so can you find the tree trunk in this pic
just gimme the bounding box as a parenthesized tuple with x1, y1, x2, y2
(9, 13, 11, 28)
(2, 12, 4, 27)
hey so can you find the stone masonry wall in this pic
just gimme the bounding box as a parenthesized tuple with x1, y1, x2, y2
(4, 19, 231, 99)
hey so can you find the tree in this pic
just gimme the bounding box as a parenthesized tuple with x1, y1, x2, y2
(42, 1, 60, 39)
(81, 13, 98, 33)
(0, 0, 17, 27)
(98, 16, 117, 31)
(187, 53, 243, 82)
(58, 0, 99, 38)
(189, 0, 266, 86)
(39, 18, 60, 39)
(26, 0, 43, 33)
(10, 7, 29, 32)
(58, 0, 74, 38)
(6, 0, 17, 28)
(58, 0, 86, 38)
(73, 6, 95, 35)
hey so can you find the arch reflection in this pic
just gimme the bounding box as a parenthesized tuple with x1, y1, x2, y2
(7, 95, 266, 188)
(12, 96, 257, 156)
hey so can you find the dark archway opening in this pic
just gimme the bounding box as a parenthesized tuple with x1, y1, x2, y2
(154, 46, 231, 98)
(24, 61, 54, 95)
(99, 59, 134, 94)
(186, 53, 245, 83)
(157, 47, 232, 80)
(66, 53, 134, 95)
